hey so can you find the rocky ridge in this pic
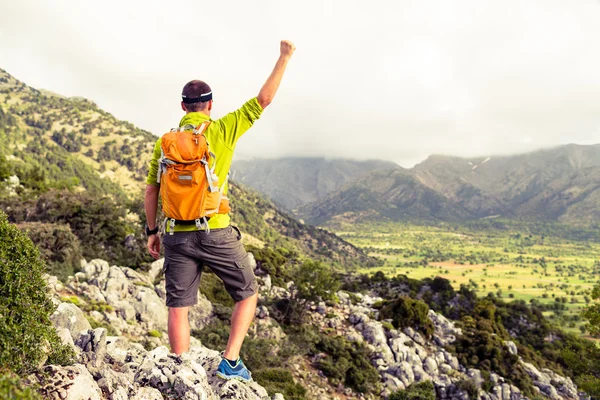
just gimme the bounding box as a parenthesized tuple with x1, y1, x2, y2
(38, 258, 276, 400)
(39, 258, 587, 400)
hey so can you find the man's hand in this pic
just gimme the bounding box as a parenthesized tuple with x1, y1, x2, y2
(280, 40, 296, 59)
(257, 40, 296, 109)
(147, 234, 161, 259)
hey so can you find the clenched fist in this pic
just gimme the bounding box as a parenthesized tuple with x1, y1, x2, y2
(280, 40, 296, 58)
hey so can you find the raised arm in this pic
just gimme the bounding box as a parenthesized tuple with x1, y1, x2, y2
(257, 40, 296, 109)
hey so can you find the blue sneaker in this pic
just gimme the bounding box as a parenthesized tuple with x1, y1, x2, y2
(216, 355, 253, 383)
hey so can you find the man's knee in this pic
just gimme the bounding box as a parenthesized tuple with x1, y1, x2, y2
(168, 306, 189, 320)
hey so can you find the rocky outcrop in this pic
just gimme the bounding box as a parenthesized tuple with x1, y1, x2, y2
(43, 258, 588, 400)
(42, 259, 281, 400)
(279, 285, 588, 400)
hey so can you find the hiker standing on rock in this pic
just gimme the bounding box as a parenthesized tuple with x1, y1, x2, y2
(144, 40, 295, 382)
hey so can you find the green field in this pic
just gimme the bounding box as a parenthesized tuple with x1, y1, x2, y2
(337, 223, 600, 337)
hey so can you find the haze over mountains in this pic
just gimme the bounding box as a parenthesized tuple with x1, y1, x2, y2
(233, 144, 600, 227)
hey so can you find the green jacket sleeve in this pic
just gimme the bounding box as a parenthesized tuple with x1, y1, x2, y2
(215, 97, 264, 149)
(146, 139, 162, 186)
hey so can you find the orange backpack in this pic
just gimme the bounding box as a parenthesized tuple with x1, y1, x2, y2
(157, 122, 230, 234)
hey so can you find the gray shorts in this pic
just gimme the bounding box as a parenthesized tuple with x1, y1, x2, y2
(162, 225, 258, 307)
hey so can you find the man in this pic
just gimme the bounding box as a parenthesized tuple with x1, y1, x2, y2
(144, 40, 295, 382)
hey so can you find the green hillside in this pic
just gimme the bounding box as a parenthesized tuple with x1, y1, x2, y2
(0, 68, 375, 273)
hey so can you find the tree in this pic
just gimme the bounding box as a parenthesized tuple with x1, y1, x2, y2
(0, 211, 74, 375)
(278, 260, 340, 324)
(582, 285, 600, 337)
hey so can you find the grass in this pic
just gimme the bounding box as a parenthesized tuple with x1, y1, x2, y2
(338, 223, 599, 338)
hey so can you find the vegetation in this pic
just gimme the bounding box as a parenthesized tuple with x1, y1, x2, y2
(1, 190, 151, 272)
(376, 296, 434, 338)
(0, 211, 74, 393)
(342, 223, 600, 337)
(389, 381, 436, 400)
(17, 222, 83, 281)
(0, 373, 41, 400)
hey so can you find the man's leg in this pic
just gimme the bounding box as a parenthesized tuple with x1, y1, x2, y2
(168, 306, 190, 355)
(223, 292, 258, 360)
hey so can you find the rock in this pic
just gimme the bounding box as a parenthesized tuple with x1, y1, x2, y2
(30, 364, 103, 400)
(75, 328, 107, 371)
(423, 357, 438, 375)
(261, 275, 272, 292)
(256, 305, 270, 319)
(504, 340, 518, 356)
(132, 286, 168, 330)
(50, 302, 92, 340)
(535, 382, 561, 399)
(55, 327, 78, 353)
(172, 363, 212, 399)
(272, 394, 285, 400)
(412, 363, 430, 381)
(189, 293, 213, 331)
(439, 363, 453, 375)
(131, 387, 164, 400)
(467, 368, 484, 387)
(360, 322, 395, 365)
(316, 301, 327, 315)
(148, 258, 164, 282)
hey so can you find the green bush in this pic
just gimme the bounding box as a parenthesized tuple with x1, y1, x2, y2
(0, 211, 75, 375)
(389, 381, 435, 400)
(315, 335, 380, 394)
(17, 222, 82, 281)
(378, 296, 434, 338)
(455, 379, 478, 399)
(253, 368, 306, 400)
(200, 271, 235, 307)
(1, 190, 151, 269)
(0, 372, 41, 400)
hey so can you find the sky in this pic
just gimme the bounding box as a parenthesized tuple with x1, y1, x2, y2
(1, 0, 599, 167)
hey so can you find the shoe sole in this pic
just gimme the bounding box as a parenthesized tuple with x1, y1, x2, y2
(216, 371, 253, 383)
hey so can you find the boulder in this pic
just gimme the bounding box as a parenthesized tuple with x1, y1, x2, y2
(50, 302, 92, 340)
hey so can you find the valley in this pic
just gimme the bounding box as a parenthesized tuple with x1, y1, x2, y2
(337, 222, 600, 337)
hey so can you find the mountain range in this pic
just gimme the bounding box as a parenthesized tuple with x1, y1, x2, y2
(234, 145, 600, 227)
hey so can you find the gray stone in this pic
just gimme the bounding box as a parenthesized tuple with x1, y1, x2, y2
(504, 340, 518, 356)
(361, 322, 395, 364)
(132, 286, 168, 330)
(147, 258, 164, 282)
(189, 293, 213, 331)
(50, 302, 92, 340)
(535, 382, 560, 399)
(423, 356, 438, 374)
(131, 387, 164, 400)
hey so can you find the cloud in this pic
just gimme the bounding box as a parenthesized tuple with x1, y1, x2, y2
(1, 0, 599, 167)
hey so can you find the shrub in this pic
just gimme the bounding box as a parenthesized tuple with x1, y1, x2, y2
(253, 368, 306, 400)
(0, 211, 74, 375)
(0, 372, 41, 400)
(378, 296, 434, 338)
(200, 271, 235, 307)
(17, 222, 82, 281)
(315, 335, 380, 394)
(455, 379, 479, 399)
(389, 381, 435, 400)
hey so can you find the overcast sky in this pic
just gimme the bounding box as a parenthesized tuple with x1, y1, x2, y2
(1, 0, 599, 167)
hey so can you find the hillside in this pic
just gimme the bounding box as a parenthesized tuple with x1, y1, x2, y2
(0, 67, 375, 270)
(231, 157, 400, 210)
(297, 168, 472, 226)
(288, 145, 600, 226)
(0, 68, 155, 197)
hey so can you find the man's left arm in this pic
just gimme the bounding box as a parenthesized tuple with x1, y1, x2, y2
(216, 40, 295, 149)
(215, 98, 264, 149)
